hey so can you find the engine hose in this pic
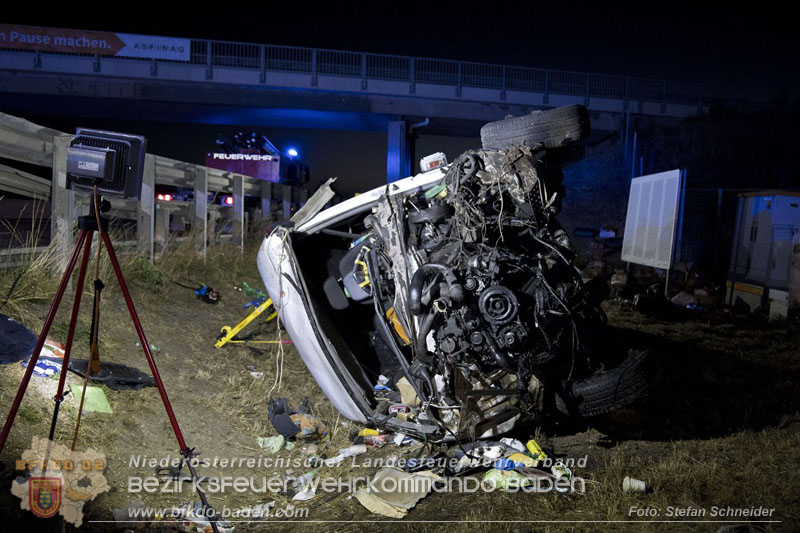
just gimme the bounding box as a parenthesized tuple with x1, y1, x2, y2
(484, 330, 515, 371)
(364, 252, 425, 394)
(409, 263, 463, 315)
(415, 311, 438, 362)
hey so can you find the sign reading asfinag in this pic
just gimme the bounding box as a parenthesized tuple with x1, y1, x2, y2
(0, 24, 190, 61)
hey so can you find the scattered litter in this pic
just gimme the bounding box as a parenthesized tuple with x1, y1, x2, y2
(292, 485, 316, 501)
(392, 433, 416, 447)
(358, 428, 381, 437)
(194, 285, 220, 304)
(246, 500, 275, 520)
(70, 384, 113, 414)
(250, 371, 264, 379)
(373, 375, 391, 392)
(483, 468, 533, 490)
(256, 435, 285, 453)
(363, 434, 389, 447)
(324, 444, 367, 466)
(395, 377, 420, 406)
(134, 341, 159, 353)
(499, 438, 526, 453)
(493, 457, 530, 471)
(21, 358, 61, 377)
(389, 405, 410, 415)
(41, 338, 65, 358)
(507, 452, 538, 468)
(301, 444, 322, 466)
(623, 476, 647, 493)
(454, 442, 505, 471)
(525, 439, 548, 462)
(235, 281, 266, 300)
(291, 471, 318, 501)
(353, 468, 442, 518)
(290, 413, 330, 442)
(552, 463, 573, 480)
(269, 398, 303, 439)
(268, 398, 329, 442)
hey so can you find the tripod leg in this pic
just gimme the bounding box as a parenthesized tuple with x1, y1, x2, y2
(48, 231, 93, 441)
(0, 229, 89, 454)
(99, 231, 188, 449)
(99, 231, 220, 533)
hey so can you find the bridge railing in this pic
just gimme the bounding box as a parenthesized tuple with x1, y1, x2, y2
(206, 41, 700, 106)
(0, 112, 310, 268)
(10, 33, 702, 107)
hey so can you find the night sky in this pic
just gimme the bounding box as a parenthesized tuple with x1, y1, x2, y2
(6, 2, 796, 102)
(3, 3, 797, 194)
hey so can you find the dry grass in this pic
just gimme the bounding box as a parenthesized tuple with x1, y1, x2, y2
(1, 226, 799, 532)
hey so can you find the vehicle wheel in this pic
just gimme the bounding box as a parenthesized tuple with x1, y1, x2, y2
(555, 349, 652, 417)
(480, 104, 590, 150)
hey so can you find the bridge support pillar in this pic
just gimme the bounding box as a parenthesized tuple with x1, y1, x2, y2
(386, 120, 410, 182)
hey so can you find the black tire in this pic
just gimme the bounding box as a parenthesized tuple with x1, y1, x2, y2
(480, 104, 590, 150)
(555, 349, 652, 417)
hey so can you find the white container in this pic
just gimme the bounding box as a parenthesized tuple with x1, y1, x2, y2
(623, 476, 646, 493)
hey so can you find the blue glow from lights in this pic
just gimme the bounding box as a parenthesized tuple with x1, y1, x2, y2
(287, 148, 298, 157)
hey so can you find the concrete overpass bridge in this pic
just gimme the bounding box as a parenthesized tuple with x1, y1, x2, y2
(0, 30, 703, 180)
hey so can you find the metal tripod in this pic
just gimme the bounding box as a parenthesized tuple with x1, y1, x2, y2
(0, 194, 219, 532)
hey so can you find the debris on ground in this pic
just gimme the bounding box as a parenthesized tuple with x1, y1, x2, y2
(394, 377, 420, 406)
(623, 476, 647, 493)
(352, 468, 442, 518)
(69, 384, 113, 413)
(373, 375, 391, 393)
(290, 471, 318, 501)
(483, 468, 534, 490)
(194, 284, 220, 304)
(234, 281, 267, 301)
(134, 341, 159, 352)
(324, 444, 367, 466)
(267, 397, 330, 454)
(245, 500, 275, 520)
(21, 358, 61, 377)
(290, 413, 330, 442)
(256, 435, 285, 453)
(526, 438, 548, 462)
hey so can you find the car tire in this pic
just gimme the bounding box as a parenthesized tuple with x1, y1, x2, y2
(555, 349, 652, 417)
(480, 104, 590, 150)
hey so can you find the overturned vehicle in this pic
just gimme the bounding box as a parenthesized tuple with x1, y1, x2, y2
(258, 105, 651, 441)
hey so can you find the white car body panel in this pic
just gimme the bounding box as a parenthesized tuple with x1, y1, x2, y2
(257, 168, 448, 425)
(257, 233, 366, 423)
(295, 167, 446, 235)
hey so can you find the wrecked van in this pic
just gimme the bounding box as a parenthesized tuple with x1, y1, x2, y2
(257, 105, 651, 441)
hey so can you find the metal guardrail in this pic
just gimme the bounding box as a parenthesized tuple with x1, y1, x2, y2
(0, 112, 309, 268)
(7, 35, 702, 107)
